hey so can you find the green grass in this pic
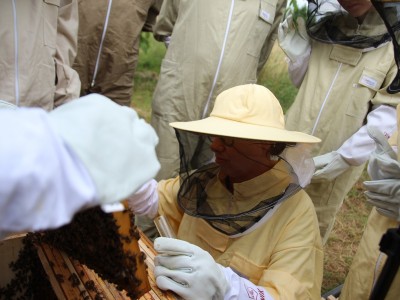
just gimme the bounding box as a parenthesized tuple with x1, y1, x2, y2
(137, 33, 166, 73)
(322, 170, 371, 294)
(131, 35, 370, 296)
(258, 43, 299, 112)
(131, 34, 166, 122)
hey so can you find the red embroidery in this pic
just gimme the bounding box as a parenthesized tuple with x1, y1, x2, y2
(244, 283, 267, 300)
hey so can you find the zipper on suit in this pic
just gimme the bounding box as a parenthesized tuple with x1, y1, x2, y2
(12, 0, 20, 105)
(311, 63, 343, 135)
(91, 0, 113, 88)
(201, 0, 236, 118)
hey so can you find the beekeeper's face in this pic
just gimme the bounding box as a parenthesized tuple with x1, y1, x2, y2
(338, 0, 373, 17)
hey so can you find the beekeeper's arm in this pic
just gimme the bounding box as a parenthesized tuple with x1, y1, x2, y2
(278, 13, 311, 87)
(0, 108, 94, 238)
(0, 95, 159, 238)
(313, 47, 400, 181)
(54, 0, 81, 106)
(313, 104, 398, 181)
(153, 0, 180, 47)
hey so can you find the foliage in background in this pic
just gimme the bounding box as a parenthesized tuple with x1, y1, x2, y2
(139, 32, 151, 54)
(132, 34, 166, 121)
(132, 27, 371, 296)
(138, 33, 165, 71)
(258, 43, 298, 112)
(286, 0, 308, 24)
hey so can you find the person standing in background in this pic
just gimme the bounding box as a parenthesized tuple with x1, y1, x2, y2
(280, 0, 400, 244)
(0, 0, 80, 111)
(129, 84, 323, 300)
(73, 0, 163, 107)
(151, 0, 287, 181)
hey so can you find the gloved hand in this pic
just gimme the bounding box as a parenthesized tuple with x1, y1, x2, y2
(127, 179, 159, 218)
(313, 151, 350, 181)
(364, 126, 400, 221)
(48, 94, 160, 205)
(278, 14, 310, 63)
(154, 237, 229, 300)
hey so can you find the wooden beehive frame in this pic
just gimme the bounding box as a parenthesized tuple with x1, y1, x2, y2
(36, 230, 178, 300)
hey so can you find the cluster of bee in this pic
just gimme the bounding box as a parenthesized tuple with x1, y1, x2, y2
(0, 207, 145, 299)
(0, 232, 56, 299)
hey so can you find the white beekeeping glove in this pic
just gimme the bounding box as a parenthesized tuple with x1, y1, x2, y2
(154, 237, 228, 299)
(364, 126, 400, 221)
(312, 151, 350, 181)
(154, 237, 273, 300)
(48, 94, 160, 205)
(278, 14, 310, 63)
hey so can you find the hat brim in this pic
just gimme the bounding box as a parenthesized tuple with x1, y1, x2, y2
(170, 116, 320, 144)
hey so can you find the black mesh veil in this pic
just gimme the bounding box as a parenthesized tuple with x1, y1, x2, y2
(175, 129, 214, 178)
(174, 129, 301, 236)
(306, 0, 392, 49)
(371, 0, 400, 93)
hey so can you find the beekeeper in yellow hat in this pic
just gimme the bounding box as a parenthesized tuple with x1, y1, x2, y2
(128, 84, 323, 299)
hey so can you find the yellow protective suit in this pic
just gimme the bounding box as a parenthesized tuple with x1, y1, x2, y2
(73, 0, 162, 106)
(340, 209, 400, 300)
(151, 0, 287, 180)
(0, 0, 80, 111)
(285, 10, 400, 243)
(156, 160, 323, 299)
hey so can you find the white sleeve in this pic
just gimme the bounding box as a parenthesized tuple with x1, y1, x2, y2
(0, 108, 98, 238)
(221, 267, 274, 300)
(127, 179, 159, 218)
(337, 105, 397, 166)
(287, 48, 311, 88)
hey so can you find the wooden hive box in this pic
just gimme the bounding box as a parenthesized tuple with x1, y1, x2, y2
(0, 208, 178, 300)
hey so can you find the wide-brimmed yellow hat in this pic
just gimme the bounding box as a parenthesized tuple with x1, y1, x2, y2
(170, 84, 320, 144)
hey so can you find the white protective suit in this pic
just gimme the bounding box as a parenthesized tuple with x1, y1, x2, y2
(151, 0, 287, 180)
(284, 9, 400, 243)
(0, 95, 160, 239)
(0, 0, 80, 110)
(73, 0, 163, 106)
